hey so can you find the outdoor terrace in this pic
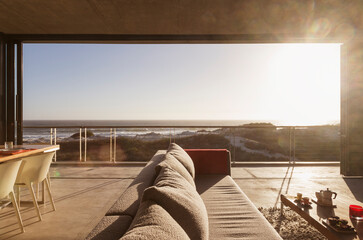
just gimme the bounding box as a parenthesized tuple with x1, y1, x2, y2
(0, 163, 361, 240)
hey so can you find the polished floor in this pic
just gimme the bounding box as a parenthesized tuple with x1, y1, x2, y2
(0, 164, 362, 240)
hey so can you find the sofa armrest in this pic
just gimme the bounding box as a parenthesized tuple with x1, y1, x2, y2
(184, 149, 231, 176)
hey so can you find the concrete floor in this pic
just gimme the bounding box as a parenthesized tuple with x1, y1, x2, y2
(0, 164, 362, 240)
(232, 166, 363, 208)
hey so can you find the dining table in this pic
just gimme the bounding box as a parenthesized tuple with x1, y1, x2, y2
(0, 145, 60, 163)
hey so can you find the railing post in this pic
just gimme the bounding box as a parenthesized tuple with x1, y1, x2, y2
(233, 128, 236, 164)
(293, 127, 296, 162)
(173, 128, 176, 143)
(54, 128, 57, 162)
(79, 128, 82, 161)
(113, 128, 116, 162)
(50, 128, 53, 145)
(289, 127, 292, 162)
(110, 128, 113, 162)
(169, 128, 172, 144)
(84, 127, 87, 162)
(50, 128, 57, 162)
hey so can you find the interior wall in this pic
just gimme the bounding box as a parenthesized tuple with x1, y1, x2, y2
(0, 34, 5, 144)
(342, 37, 363, 176)
(16, 42, 23, 145)
(6, 42, 15, 143)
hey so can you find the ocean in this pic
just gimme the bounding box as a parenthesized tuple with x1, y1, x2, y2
(23, 119, 270, 143)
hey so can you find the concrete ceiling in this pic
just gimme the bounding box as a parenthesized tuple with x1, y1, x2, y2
(0, 0, 362, 41)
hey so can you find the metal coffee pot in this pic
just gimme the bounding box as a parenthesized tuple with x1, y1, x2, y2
(315, 188, 337, 205)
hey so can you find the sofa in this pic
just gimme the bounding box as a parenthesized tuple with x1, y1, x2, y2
(86, 143, 282, 240)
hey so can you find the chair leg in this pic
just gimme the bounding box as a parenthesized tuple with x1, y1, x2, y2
(42, 180, 45, 203)
(47, 172, 51, 187)
(27, 182, 42, 221)
(35, 183, 39, 199)
(44, 178, 56, 211)
(15, 185, 21, 207)
(9, 191, 25, 233)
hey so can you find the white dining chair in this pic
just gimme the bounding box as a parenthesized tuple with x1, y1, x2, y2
(0, 159, 24, 233)
(15, 152, 56, 221)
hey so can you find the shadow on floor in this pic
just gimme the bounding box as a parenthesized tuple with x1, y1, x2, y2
(0, 179, 125, 239)
(343, 178, 363, 202)
(274, 162, 295, 208)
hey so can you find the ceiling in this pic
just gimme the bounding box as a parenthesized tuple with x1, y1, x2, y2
(0, 0, 362, 41)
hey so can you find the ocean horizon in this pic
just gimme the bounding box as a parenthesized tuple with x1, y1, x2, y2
(23, 119, 275, 127)
(22, 119, 274, 143)
(22, 119, 339, 144)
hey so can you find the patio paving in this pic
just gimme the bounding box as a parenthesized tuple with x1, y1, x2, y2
(0, 164, 362, 240)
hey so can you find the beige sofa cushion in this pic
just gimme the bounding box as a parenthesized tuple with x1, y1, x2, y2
(167, 143, 195, 178)
(155, 153, 195, 188)
(85, 215, 132, 240)
(143, 166, 208, 240)
(120, 200, 189, 240)
(196, 175, 282, 240)
(106, 151, 165, 216)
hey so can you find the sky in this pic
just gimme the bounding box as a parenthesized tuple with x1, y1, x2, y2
(23, 43, 340, 125)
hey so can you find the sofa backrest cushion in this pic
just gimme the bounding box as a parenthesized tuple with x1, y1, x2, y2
(120, 200, 189, 240)
(167, 143, 195, 178)
(142, 166, 209, 240)
(106, 151, 165, 216)
(155, 153, 196, 188)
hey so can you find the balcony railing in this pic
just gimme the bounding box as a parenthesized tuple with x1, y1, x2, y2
(23, 125, 340, 163)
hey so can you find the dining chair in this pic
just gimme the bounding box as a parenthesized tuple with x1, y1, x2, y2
(15, 152, 56, 221)
(0, 160, 24, 232)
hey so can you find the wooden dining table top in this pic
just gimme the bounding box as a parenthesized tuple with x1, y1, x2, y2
(0, 145, 60, 163)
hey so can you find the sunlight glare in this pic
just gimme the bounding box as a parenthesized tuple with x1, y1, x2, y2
(266, 44, 340, 126)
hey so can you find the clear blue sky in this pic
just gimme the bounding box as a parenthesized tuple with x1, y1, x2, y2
(23, 43, 340, 125)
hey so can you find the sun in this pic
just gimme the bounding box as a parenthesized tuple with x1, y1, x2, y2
(267, 43, 341, 126)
